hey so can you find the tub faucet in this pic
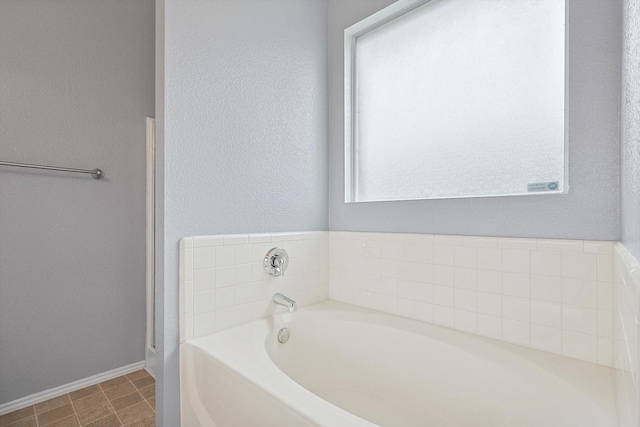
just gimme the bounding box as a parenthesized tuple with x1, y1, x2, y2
(273, 293, 297, 312)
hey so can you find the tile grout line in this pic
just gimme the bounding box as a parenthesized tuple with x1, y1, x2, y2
(70, 390, 105, 427)
(69, 393, 82, 426)
(141, 396, 154, 415)
(119, 374, 153, 425)
(38, 402, 70, 427)
(128, 374, 156, 421)
(100, 385, 125, 427)
(90, 373, 155, 426)
(67, 395, 80, 427)
(4, 373, 154, 427)
(70, 393, 82, 427)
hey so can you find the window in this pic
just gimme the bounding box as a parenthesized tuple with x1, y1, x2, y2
(344, 0, 566, 202)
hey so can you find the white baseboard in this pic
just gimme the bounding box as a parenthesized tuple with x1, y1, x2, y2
(0, 361, 146, 416)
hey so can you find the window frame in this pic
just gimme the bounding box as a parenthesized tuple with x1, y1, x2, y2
(343, 0, 570, 203)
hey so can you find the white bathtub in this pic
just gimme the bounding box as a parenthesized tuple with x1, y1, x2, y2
(180, 301, 616, 427)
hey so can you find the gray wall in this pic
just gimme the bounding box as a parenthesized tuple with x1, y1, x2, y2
(0, 0, 154, 404)
(621, 0, 640, 259)
(328, 0, 621, 241)
(157, 1, 328, 424)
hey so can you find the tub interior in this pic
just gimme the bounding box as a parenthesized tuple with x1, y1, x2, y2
(181, 302, 617, 427)
(266, 304, 616, 427)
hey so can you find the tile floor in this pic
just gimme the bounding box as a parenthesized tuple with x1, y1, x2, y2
(0, 370, 155, 427)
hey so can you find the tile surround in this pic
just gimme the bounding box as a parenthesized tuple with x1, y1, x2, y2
(179, 231, 614, 367)
(329, 232, 615, 366)
(179, 232, 329, 341)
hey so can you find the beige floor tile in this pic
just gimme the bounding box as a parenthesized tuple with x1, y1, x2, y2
(137, 386, 153, 400)
(99, 377, 128, 391)
(72, 393, 108, 414)
(2, 375, 150, 427)
(0, 407, 34, 427)
(122, 413, 154, 427)
(124, 371, 149, 382)
(83, 414, 121, 427)
(5, 416, 37, 427)
(115, 402, 153, 425)
(103, 384, 136, 402)
(69, 386, 101, 401)
(76, 402, 114, 426)
(131, 377, 153, 390)
(45, 415, 80, 427)
(111, 393, 143, 412)
(37, 405, 74, 426)
(35, 395, 71, 414)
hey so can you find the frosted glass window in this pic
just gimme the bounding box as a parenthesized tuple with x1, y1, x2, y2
(344, 0, 566, 202)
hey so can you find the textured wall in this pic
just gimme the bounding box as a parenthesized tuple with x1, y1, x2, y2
(621, 0, 640, 259)
(0, 0, 154, 404)
(158, 1, 328, 424)
(328, 0, 621, 240)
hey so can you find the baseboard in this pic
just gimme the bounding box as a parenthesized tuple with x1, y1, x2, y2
(0, 361, 146, 416)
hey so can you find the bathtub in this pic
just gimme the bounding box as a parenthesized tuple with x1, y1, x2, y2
(180, 301, 616, 427)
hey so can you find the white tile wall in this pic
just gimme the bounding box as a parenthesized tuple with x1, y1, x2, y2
(613, 243, 640, 427)
(329, 232, 615, 366)
(178, 230, 615, 368)
(179, 231, 329, 341)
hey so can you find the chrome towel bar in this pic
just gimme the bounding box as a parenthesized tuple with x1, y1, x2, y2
(0, 161, 103, 179)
